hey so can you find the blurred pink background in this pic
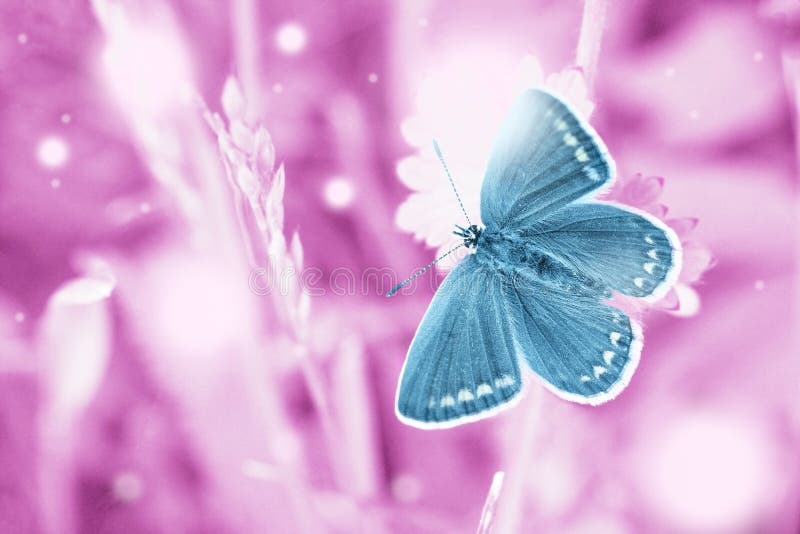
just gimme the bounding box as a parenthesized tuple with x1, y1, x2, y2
(1, 0, 798, 532)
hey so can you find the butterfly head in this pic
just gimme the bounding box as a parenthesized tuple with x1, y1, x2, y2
(454, 224, 483, 249)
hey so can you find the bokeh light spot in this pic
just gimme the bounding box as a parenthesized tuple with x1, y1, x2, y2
(14, 312, 25, 323)
(37, 136, 69, 168)
(639, 412, 776, 532)
(323, 177, 355, 210)
(368, 73, 378, 83)
(17, 33, 27, 44)
(275, 23, 307, 54)
(113, 471, 143, 502)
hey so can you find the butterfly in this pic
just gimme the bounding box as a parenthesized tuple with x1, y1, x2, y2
(391, 88, 682, 429)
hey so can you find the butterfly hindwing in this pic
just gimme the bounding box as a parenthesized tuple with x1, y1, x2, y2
(503, 270, 641, 404)
(524, 201, 682, 299)
(396, 255, 522, 429)
(480, 88, 614, 231)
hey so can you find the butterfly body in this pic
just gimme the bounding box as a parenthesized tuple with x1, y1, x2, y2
(395, 88, 682, 429)
(453, 223, 483, 249)
(469, 225, 609, 302)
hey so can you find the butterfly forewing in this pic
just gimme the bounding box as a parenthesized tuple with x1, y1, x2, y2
(480, 89, 614, 230)
(395, 256, 523, 429)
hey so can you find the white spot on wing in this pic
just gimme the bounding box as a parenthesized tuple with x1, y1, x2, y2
(494, 375, 515, 389)
(645, 235, 654, 244)
(440, 395, 455, 407)
(634, 277, 645, 288)
(575, 147, 589, 162)
(563, 133, 578, 146)
(476, 383, 493, 397)
(610, 332, 621, 346)
(603, 350, 614, 365)
(428, 398, 436, 408)
(644, 262, 655, 274)
(554, 119, 567, 131)
(457, 389, 474, 402)
(647, 249, 658, 259)
(584, 166, 600, 182)
(593, 365, 607, 378)
(580, 375, 591, 382)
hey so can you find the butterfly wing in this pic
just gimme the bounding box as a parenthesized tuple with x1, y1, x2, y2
(524, 201, 682, 300)
(480, 88, 615, 230)
(504, 270, 641, 404)
(396, 255, 523, 429)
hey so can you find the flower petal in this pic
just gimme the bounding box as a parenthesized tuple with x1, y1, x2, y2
(657, 288, 680, 311)
(628, 175, 665, 206)
(647, 203, 669, 219)
(679, 243, 715, 283)
(396, 156, 439, 191)
(545, 67, 595, 118)
(667, 217, 699, 238)
(667, 284, 701, 317)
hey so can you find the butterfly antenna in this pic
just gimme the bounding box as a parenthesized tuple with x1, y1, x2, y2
(433, 139, 472, 226)
(386, 243, 465, 297)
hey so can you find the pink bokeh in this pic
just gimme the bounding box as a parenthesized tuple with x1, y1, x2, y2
(1, 0, 798, 533)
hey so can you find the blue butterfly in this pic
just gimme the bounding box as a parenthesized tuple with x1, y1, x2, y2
(390, 88, 682, 429)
